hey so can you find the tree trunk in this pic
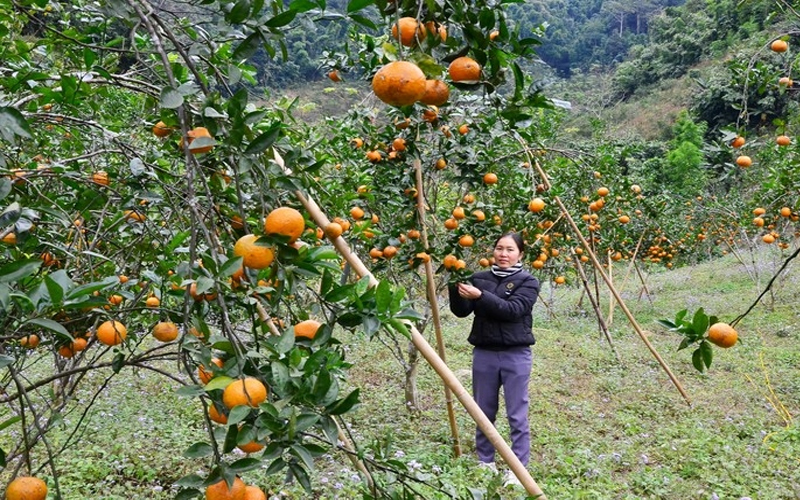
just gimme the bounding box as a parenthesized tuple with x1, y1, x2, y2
(404, 340, 420, 412)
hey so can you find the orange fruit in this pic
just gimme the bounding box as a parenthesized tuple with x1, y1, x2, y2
(180, 127, 213, 154)
(483, 173, 498, 184)
(118, 275, 129, 283)
(443, 254, 458, 270)
(20, 334, 40, 349)
(351, 137, 364, 148)
(223, 377, 268, 408)
(444, 218, 459, 230)
(369, 247, 383, 259)
(771, 39, 788, 52)
(208, 403, 228, 424)
(489, 30, 499, 41)
(152, 321, 179, 342)
(123, 210, 146, 222)
(3, 232, 19, 245)
(152, 121, 172, 137)
(108, 294, 124, 306)
(776, 135, 791, 146)
(631, 184, 642, 194)
(294, 319, 322, 339)
(324, 222, 343, 239)
(328, 69, 342, 82)
(597, 187, 610, 197)
(452, 206, 466, 220)
(753, 217, 765, 227)
(448, 56, 481, 82)
(238, 439, 265, 454)
(198, 357, 224, 384)
(458, 124, 469, 135)
(189, 282, 217, 302)
(479, 258, 490, 267)
(707, 322, 738, 348)
(234, 234, 275, 270)
(407, 229, 421, 239)
(6, 476, 48, 500)
(392, 137, 406, 151)
(736, 156, 752, 168)
(528, 198, 545, 213)
(780, 207, 792, 217)
(435, 158, 447, 170)
(779, 76, 793, 87)
(731, 136, 745, 148)
(422, 105, 439, 122)
(458, 234, 475, 247)
(372, 61, 427, 107)
(145, 296, 160, 308)
(618, 215, 631, 224)
(205, 477, 246, 500)
(554, 276, 566, 285)
(762, 234, 775, 244)
(350, 206, 365, 220)
(382, 245, 398, 259)
(463, 193, 475, 204)
(753, 207, 766, 216)
(58, 344, 77, 358)
(96, 320, 127, 346)
(264, 206, 305, 243)
(415, 252, 431, 264)
(71, 337, 88, 352)
(420, 80, 450, 106)
(391, 17, 426, 46)
(243, 485, 268, 500)
(92, 170, 110, 186)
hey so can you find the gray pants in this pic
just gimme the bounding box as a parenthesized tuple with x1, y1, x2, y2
(472, 346, 532, 466)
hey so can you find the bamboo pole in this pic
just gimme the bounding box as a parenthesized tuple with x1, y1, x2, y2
(283, 166, 546, 497)
(572, 250, 620, 362)
(531, 158, 691, 406)
(413, 158, 462, 457)
(607, 250, 614, 326)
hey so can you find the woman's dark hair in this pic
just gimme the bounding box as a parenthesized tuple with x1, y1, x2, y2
(494, 232, 525, 254)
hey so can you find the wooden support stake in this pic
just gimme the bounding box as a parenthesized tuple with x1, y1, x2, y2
(414, 158, 462, 457)
(572, 249, 620, 362)
(287, 174, 546, 498)
(529, 156, 691, 406)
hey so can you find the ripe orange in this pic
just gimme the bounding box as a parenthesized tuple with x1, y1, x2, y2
(458, 124, 469, 135)
(762, 234, 775, 244)
(707, 322, 738, 348)
(208, 403, 228, 424)
(597, 187, 610, 197)
(472, 209, 486, 221)
(243, 485, 268, 500)
(382, 245, 398, 259)
(415, 252, 431, 264)
(753, 217, 765, 227)
(408, 229, 421, 239)
(554, 276, 566, 285)
(294, 319, 322, 339)
(96, 320, 127, 346)
(2, 232, 17, 245)
(392, 137, 406, 151)
(6, 476, 48, 500)
(618, 215, 631, 224)
(108, 294, 124, 306)
(434, 158, 447, 170)
(731, 136, 745, 148)
(350, 206, 365, 220)
(180, 127, 213, 154)
(771, 39, 788, 52)
(458, 234, 475, 247)
(448, 56, 481, 82)
(422, 106, 439, 122)
(391, 17, 426, 46)
(71, 337, 88, 352)
(372, 61, 427, 107)
(234, 234, 275, 270)
(528, 198, 545, 213)
(223, 377, 268, 409)
(152, 321, 179, 342)
(351, 137, 364, 148)
(264, 206, 305, 243)
(483, 173, 498, 184)
(452, 206, 466, 220)
(152, 121, 172, 137)
(780, 207, 792, 217)
(779, 76, 793, 87)
(369, 247, 383, 259)
(631, 184, 642, 194)
(443, 254, 458, 270)
(776, 135, 791, 146)
(479, 258, 490, 267)
(123, 210, 146, 222)
(736, 155, 752, 168)
(489, 30, 499, 41)
(198, 357, 224, 384)
(20, 334, 40, 349)
(328, 69, 342, 82)
(323, 222, 344, 240)
(145, 296, 160, 308)
(753, 207, 766, 216)
(444, 218, 459, 230)
(205, 477, 246, 500)
(189, 282, 217, 302)
(420, 79, 450, 106)
(92, 170, 110, 186)
(463, 193, 475, 204)
(58, 344, 77, 358)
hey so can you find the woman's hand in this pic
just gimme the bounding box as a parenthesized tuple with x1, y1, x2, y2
(457, 282, 482, 300)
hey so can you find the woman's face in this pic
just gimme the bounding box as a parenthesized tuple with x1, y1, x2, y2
(493, 236, 522, 269)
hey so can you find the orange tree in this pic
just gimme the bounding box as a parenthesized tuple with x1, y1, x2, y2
(0, 0, 563, 497)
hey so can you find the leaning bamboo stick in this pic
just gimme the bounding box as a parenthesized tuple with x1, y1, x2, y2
(572, 249, 620, 362)
(531, 158, 691, 406)
(287, 173, 546, 498)
(414, 158, 462, 457)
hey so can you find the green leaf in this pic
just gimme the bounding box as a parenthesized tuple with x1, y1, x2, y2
(700, 340, 713, 368)
(348, 13, 376, 29)
(692, 308, 708, 336)
(0, 201, 21, 227)
(387, 318, 410, 338)
(183, 442, 214, 458)
(691, 348, 705, 373)
(0, 179, 12, 201)
(362, 315, 380, 336)
(675, 309, 688, 324)
(271, 362, 290, 394)
(176, 385, 206, 397)
(233, 30, 262, 60)
(346, 0, 373, 13)
(45, 275, 64, 306)
(0, 107, 32, 141)
(0, 447, 5, 467)
(111, 352, 125, 373)
(265, 457, 287, 475)
(0, 416, 21, 432)
(23, 318, 71, 341)
(167, 230, 191, 254)
(0, 354, 14, 369)
(217, 257, 243, 279)
(0, 259, 42, 284)
(160, 87, 184, 109)
(223, 424, 239, 453)
(175, 474, 205, 488)
(227, 405, 251, 426)
(327, 389, 359, 415)
(230, 457, 262, 473)
(288, 0, 317, 12)
(244, 125, 281, 155)
(375, 280, 391, 314)
(175, 489, 202, 500)
(205, 375, 234, 392)
(656, 319, 677, 330)
(227, 0, 251, 24)
(265, 10, 297, 28)
(289, 443, 315, 470)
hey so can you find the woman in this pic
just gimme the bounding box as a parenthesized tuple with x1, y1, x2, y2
(448, 232, 539, 474)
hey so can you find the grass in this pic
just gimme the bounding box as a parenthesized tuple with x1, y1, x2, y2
(2, 250, 799, 499)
